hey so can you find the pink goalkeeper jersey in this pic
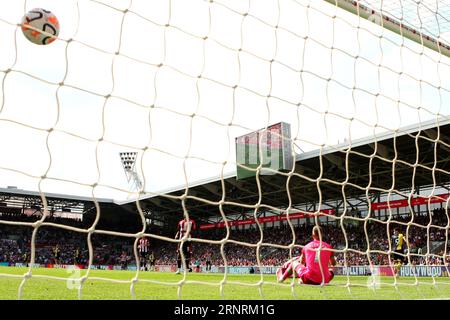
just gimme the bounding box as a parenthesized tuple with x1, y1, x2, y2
(301, 239, 333, 284)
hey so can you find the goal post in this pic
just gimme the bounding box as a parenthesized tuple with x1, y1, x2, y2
(323, 0, 450, 58)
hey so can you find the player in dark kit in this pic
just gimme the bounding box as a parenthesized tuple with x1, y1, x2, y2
(205, 253, 212, 272)
(53, 244, 61, 265)
(175, 214, 196, 274)
(22, 252, 29, 265)
(148, 251, 156, 271)
(74, 247, 81, 265)
(391, 227, 406, 277)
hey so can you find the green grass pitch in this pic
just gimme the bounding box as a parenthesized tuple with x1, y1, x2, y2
(0, 266, 448, 300)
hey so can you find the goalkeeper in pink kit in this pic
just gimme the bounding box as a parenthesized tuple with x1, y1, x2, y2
(277, 226, 336, 285)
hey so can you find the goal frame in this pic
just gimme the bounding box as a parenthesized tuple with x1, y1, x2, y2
(324, 0, 450, 58)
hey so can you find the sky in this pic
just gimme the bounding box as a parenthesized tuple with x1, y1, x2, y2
(0, 0, 449, 202)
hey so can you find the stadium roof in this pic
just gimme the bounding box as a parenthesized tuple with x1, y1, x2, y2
(0, 186, 145, 230)
(119, 117, 450, 224)
(0, 187, 113, 204)
(3, 118, 450, 226)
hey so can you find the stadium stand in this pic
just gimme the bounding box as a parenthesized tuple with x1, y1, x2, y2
(0, 209, 448, 268)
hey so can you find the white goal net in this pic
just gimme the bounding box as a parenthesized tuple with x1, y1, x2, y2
(0, 0, 449, 300)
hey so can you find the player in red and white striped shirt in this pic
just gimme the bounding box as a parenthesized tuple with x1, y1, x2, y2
(175, 215, 196, 274)
(138, 236, 150, 271)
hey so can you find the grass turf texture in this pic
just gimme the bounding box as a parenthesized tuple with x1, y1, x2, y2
(0, 266, 448, 300)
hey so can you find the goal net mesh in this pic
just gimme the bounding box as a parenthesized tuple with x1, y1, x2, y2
(0, 0, 449, 299)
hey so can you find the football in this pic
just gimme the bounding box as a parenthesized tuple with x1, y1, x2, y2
(21, 8, 60, 45)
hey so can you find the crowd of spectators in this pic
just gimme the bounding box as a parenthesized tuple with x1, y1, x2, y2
(0, 208, 448, 268)
(150, 210, 449, 267)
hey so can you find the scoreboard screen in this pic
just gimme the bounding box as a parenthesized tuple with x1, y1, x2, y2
(235, 122, 294, 180)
